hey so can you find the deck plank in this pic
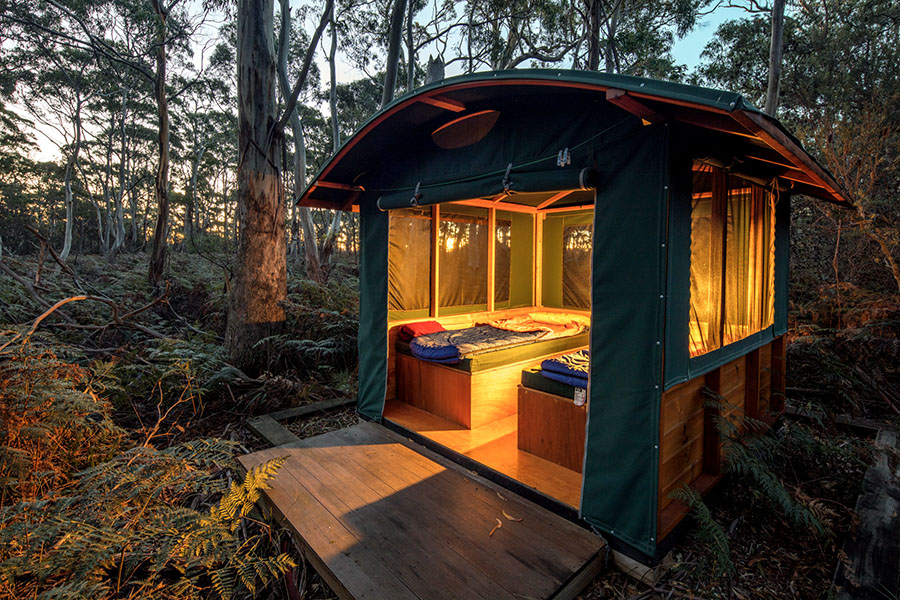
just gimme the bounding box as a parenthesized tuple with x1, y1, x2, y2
(319, 427, 584, 590)
(328, 425, 597, 565)
(239, 422, 604, 600)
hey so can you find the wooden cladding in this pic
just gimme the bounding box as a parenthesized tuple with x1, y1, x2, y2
(658, 335, 786, 541)
(517, 386, 587, 473)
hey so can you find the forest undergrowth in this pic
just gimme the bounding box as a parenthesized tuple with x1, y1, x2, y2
(0, 252, 360, 599)
(2, 253, 898, 599)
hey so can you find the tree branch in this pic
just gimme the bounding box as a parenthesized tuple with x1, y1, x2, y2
(275, 0, 333, 134)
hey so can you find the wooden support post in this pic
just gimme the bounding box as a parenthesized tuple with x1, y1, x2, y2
(487, 208, 495, 312)
(534, 213, 544, 307)
(771, 335, 786, 413)
(430, 204, 440, 318)
(703, 367, 722, 476)
(745, 347, 761, 422)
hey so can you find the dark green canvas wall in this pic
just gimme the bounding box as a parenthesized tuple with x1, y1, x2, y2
(581, 122, 668, 556)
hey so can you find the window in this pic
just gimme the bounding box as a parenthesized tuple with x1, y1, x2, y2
(388, 207, 431, 317)
(388, 204, 532, 319)
(689, 164, 775, 357)
(562, 223, 592, 309)
(439, 206, 489, 309)
(494, 216, 512, 305)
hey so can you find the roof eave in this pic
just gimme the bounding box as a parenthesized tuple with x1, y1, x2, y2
(298, 73, 853, 210)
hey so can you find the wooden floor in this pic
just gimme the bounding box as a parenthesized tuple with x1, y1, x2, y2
(383, 399, 584, 509)
(239, 422, 604, 600)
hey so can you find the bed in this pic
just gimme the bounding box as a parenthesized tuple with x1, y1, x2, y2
(517, 350, 590, 473)
(395, 312, 589, 429)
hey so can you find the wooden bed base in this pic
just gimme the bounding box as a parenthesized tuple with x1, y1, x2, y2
(517, 385, 587, 473)
(396, 352, 535, 429)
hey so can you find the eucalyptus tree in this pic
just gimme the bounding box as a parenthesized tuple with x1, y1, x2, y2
(1, 0, 217, 283)
(226, 0, 332, 366)
(10, 40, 96, 260)
(697, 0, 900, 291)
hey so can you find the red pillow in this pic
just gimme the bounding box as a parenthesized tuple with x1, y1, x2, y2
(398, 321, 445, 342)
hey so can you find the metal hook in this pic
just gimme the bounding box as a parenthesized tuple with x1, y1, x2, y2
(502, 163, 513, 194)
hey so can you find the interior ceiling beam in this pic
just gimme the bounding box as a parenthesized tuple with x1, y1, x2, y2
(419, 94, 466, 112)
(536, 190, 574, 209)
(452, 198, 537, 214)
(606, 88, 665, 124)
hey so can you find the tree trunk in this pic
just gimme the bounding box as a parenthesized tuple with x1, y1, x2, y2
(102, 121, 114, 257)
(585, 0, 601, 71)
(405, 0, 415, 92)
(148, 0, 170, 286)
(59, 95, 83, 262)
(185, 144, 205, 248)
(764, 0, 786, 116)
(381, 0, 408, 108)
(226, 0, 287, 368)
(320, 3, 342, 269)
(604, 1, 622, 73)
(111, 88, 128, 258)
(276, 0, 323, 281)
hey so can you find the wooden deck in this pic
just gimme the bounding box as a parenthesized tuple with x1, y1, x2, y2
(383, 398, 584, 508)
(239, 421, 605, 600)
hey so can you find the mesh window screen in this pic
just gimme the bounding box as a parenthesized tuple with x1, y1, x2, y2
(689, 165, 718, 356)
(439, 205, 489, 308)
(690, 165, 777, 357)
(495, 215, 512, 305)
(725, 177, 752, 345)
(562, 223, 592, 309)
(388, 207, 431, 313)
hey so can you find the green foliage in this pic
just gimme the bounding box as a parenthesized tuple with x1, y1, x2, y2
(0, 344, 125, 503)
(0, 444, 293, 599)
(723, 438, 826, 536)
(0, 342, 295, 599)
(670, 486, 736, 581)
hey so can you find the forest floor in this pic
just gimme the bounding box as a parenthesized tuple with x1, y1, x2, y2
(1, 252, 898, 599)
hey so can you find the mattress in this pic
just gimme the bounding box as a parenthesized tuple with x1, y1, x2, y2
(521, 368, 577, 400)
(540, 350, 589, 389)
(397, 332, 590, 373)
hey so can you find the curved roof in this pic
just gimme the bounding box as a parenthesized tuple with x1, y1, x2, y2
(300, 69, 851, 210)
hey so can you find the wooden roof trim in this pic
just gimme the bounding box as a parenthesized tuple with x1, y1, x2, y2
(419, 94, 466, 112)
(300, 78, 740, 205)
(730, 110, 849, 204)
(668, 109, 760, 140)
(310, 180, 365, 192)
(606, 89, 665, 124)
(299, 76, 850, 208)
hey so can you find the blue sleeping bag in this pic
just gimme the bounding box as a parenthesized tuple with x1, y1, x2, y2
(409, 325, 545, 364)
(540, 350, 589, 389)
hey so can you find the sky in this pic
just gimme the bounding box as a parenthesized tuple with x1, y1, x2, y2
(26, 3, 756, 162)
(671, 5, 750, 70)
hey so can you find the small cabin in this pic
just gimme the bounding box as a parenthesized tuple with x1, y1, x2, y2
(299, 70, 851, 561)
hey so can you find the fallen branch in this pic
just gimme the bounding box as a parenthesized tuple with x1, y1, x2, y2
(0, 287, 170, 353)
(0, 259, 74, 321)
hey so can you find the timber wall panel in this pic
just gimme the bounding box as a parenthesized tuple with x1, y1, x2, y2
(758, 343, 772, 416)
(658, 376, 706, 517)
(517, 386, 587, 473)
(658, 339, 781, 542)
